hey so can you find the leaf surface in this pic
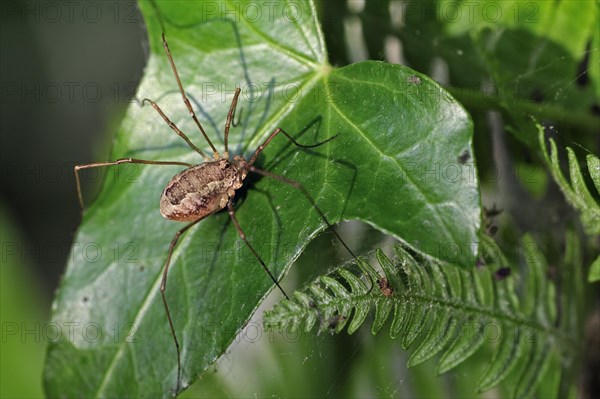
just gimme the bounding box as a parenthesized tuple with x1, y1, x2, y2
(44, 1, 480, 397)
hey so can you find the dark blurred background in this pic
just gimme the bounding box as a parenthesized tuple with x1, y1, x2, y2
(1, 1, 146, 396)
(1, 0, 147, 300)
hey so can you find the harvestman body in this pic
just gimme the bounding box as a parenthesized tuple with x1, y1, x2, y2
(74, 33, 355, 393)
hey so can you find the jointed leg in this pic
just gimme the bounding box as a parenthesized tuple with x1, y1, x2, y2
(231, 103, 243, 128)
(246, 128, 360, 277)
(160, 218, 203, 394)
(74, 158, 193, 210)
(248, 128, 338, 166)
(248, 166, 358, 261)
(142, 98, 209, 160)
(160, 33, 220, 159)
(223, 88, 242, 159)
(227, 200, 289, 300)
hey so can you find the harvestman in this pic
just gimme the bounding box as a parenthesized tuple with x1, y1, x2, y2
(74, 33, 356, 392)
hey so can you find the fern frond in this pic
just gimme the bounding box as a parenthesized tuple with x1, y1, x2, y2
(264, 240, 579, 398)
(537, 123, 600, 236)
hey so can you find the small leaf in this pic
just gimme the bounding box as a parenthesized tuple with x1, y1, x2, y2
(538, 123, 600, 235)
(389, 301, 408, 339)
(567, 148, 597, 204)
(521, 234, 550, 326)
(437, 317, 487, 374)
(512, 338, 553, 399)
(394, 246, 421, 290)
(356, 258, 381, 286)
(376, 249, 395, 279)
(371, 298, 393, 335)
(376, 249, 401, 290)
(588, 154, 600, 193)
(309, 284, 332, 303)
(408, 312, 457, 367)
(428, 262, 450, 299)
(348, 303, 370, 335)
(402, 303, 431, 350)
(320, 276, 350, 299)
(293, 291, 314, 308)
(339, 269, 368, 295)
(477, 323, 524, 392)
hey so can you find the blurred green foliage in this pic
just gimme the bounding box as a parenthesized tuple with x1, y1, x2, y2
(1, 202, 45, 398)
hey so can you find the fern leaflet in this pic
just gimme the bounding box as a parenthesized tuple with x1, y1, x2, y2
(264, 238, 581, 398)
(537, 123, 600, 237)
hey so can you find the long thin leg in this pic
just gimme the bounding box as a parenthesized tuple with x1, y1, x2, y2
(223, 88, 241, 159)
(227, 200, 290, 300)
(161, 32, 220, 159)
(248, 129, 362, 282)
(142, 98, 209, 160)
(248, 166, 358, 262)
(232, 106, 243, 128)
(248, 128, 338, 166)
(74, 158, 193, 210)
(160, 218, 203, 394)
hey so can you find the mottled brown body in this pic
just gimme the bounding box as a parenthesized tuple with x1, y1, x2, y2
(160, 156, 248, 222)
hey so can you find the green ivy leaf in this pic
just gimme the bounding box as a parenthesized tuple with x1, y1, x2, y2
(44, 1, 480, 397)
